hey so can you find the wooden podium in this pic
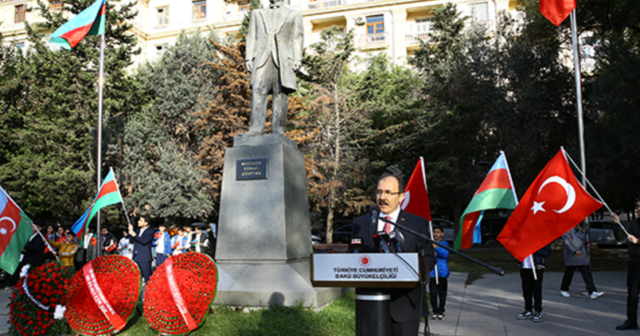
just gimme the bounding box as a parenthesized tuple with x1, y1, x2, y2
(311, 253, 422, 336)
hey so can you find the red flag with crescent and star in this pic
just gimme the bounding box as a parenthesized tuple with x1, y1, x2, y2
(497, 150, 602, 261)
(400, 157, 432, 221)
(0, 186, 33, 274)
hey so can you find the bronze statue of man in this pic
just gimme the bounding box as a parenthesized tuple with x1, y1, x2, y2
(244, 0, 304, 136)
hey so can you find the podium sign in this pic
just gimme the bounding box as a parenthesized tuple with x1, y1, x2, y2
(311, 253, 420, 288)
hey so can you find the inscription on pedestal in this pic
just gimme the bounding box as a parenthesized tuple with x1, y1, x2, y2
(236, 158, 268, 180)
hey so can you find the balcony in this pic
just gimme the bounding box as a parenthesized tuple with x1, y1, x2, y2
(222, 12, 248, 22)
(359, 33, 388, 50)
(405, 32, 432, 45)
(307, 0, 377, 10)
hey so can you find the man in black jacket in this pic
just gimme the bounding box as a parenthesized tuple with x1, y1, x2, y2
(351, 172, 436, 336)
(8, 224, 45, 288)
(613, 208, 640, 330)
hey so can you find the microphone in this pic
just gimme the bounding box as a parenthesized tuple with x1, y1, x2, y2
(349, 237, 363, 253)
(369, 204, 381, 231)
(390, 229, 404, 253)
(373, 231, 390, 253)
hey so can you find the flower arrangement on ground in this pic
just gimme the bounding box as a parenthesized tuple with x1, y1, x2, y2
(144, 252, 218, 335)
(8, 261, 74, 336)
(65, 255, 141, 335)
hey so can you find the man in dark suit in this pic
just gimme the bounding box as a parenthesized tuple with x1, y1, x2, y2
(244, 0, 303, 135)
(352, 172, 436, 336)
(128, 215, 155, 283)
(8, 224, 45, 288)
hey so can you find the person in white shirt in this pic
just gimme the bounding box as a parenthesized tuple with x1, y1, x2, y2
(118, 230, 133, 259)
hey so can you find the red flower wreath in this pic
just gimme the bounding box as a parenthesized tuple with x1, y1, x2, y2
(8, 261, 74, 336)
(65, 255, 141, 335)
(144, 252, 218, 335)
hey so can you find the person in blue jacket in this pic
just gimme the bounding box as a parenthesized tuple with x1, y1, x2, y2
(429, 225, 450, 320)
(153, 223, 172, 267)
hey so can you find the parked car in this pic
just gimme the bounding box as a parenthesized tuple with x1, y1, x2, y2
(331, 224, 353, 244)
(589, 220, 627, 246)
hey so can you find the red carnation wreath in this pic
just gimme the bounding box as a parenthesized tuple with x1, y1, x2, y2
(65, 255, 141, 335)
(144, 252, 218, 335)
(9, 261, 74, 336)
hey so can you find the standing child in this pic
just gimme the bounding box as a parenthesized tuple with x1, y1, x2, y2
(429, 225, 450, 320)
(517, 244, 552, 322)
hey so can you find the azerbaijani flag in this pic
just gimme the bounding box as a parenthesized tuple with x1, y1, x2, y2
(0, 186, 33, 274)
(71, 169, 122, 237)
(49, 0, 106, 49)
(454, 151, 518, 250)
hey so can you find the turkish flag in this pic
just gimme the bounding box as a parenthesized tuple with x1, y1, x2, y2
(540, 0, 576, 26)
(400, 157, 431, 221)
(497, 150, 602, 261)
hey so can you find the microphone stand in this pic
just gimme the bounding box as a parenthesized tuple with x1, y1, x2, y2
(378, 216, 505, 276)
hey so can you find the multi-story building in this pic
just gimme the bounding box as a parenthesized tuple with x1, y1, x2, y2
(1, 0, 522, 68)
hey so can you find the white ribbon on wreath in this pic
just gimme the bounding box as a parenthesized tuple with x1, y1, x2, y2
(20, 265, 66, 320)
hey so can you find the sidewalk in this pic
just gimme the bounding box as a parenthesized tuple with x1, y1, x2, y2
(0, 271, 630, 335)
(421, 271, 629, 336)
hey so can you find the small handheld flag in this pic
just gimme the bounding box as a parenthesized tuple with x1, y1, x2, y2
(0, 186, 34, 274)
(71, 169, 122, 238)
(455, 152, 518, 250)
(48, 0, 106, 49)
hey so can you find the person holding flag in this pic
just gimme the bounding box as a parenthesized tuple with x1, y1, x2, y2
(498, 149, 602, 323)
(612, 209, 640, 330)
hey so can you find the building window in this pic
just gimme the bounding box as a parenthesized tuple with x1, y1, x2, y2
(414, 17, 434, 33)
(469, 2, 488, 23)
(15, 5, 26, 24)
(15, 42, 25, 51)
(238, 1, 249, 12)
(366, 15, 384, 41)
(156, 43, 169, 55)
(51, 0, 63, 11)
(193, 0, 206, 20)
(157, 7, 169, 26)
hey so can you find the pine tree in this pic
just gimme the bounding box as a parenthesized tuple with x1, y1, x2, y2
(0, 0, 145, 221)
(111, 29, 220, 220)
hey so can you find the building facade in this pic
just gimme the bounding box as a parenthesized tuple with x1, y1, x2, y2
(1, 0, 522, 67)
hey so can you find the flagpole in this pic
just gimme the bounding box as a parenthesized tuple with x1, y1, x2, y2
(96, 33, 105, 256)
(570, 10, 591, 241)
(562, 148, 632, 237)
(421, 157, 439, 283)
(110, 167, 132, 227)
(32, 223, 61, 263)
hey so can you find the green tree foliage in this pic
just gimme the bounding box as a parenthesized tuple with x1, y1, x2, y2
(0, 0, 144, 221)
(239, 0, 263, 42)
(408, 4, 503, 220)
(112, 30, 219, 219)
(302, 26, 373, 243)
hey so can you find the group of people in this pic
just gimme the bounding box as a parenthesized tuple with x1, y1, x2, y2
(4, 217, 214, 288)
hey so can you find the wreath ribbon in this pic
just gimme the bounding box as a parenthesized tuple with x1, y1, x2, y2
(82, 261, 126, 331)
(19, 265, 66, 319)
(166, 257, 198, 330)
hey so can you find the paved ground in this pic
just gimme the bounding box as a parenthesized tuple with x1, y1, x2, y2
(421, 271, 631, 336)
(0, 271, 632, 335)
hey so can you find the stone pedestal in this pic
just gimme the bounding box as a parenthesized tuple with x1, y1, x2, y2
(214, 134, 344, 307)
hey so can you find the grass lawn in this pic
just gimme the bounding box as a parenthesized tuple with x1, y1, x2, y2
(119, 292, 356, 336)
